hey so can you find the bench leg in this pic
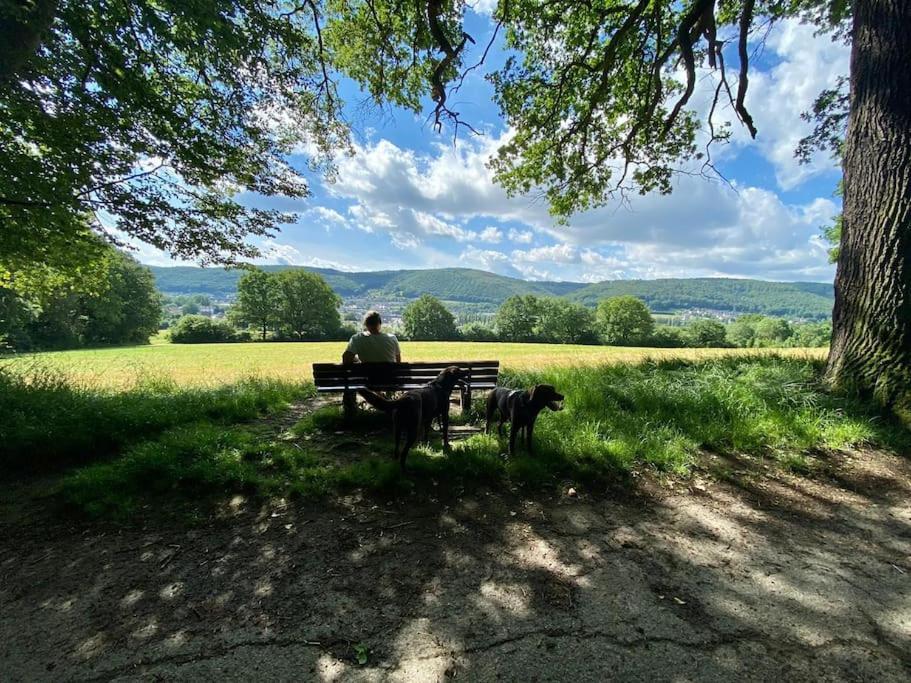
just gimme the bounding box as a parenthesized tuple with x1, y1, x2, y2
(461, 387, 472, 417)
(343, 390, 357, 420)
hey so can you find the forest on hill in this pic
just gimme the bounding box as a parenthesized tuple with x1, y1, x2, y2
(149, 266, 834, 320)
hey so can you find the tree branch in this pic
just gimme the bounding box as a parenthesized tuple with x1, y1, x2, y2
(662, 0, 714, 137)
(735, 0, 758, 138)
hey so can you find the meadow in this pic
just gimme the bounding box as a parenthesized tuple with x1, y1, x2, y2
(4, 341, 907, 520)
(2, 339, 826, 389)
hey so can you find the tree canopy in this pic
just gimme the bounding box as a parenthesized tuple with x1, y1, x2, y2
(597, 295, 654, 345)
(1, 0, 353, 271)
(402, 294, 458, 340)
(233, 269, 280, 341)
(0, 242, 160, 350)
(274, 270, 341, 340)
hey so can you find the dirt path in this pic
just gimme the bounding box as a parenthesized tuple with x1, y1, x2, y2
(2, 447, 910, 682)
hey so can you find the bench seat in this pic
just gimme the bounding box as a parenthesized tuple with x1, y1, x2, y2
(312, 360, 500, 416)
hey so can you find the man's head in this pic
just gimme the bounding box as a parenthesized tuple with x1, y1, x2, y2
(363, 310, 382, 334)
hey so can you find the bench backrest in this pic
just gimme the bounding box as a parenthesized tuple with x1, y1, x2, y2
(312, 360, 500, 392)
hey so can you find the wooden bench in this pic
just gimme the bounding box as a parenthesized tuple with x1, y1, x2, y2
(312, 360, 500, 417)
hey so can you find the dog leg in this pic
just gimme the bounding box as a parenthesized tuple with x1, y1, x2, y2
(441, 404, 451, 450)
(393, 410, 400, 462)
(401, 403, 421, 469)
(508, 421, 519, 457)
(526, 421, 535, 456)
(485, 393, 497, 434)
(400, 427, 417, 469)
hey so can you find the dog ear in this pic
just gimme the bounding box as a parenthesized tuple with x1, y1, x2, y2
(530, 385, 540, 403)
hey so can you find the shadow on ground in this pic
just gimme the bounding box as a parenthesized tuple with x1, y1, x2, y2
(2, 413, 911, 683)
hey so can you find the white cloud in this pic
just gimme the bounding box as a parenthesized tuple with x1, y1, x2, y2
(734, 20, 848, 188)
(323, 129, 837, 280)
(470, 0, 499, 16)
(297, 19, 843, 282)
(390, 232, 421, 250)
(257, 240, 356, 270)
(508, 228, 534, 244)
(478, 226, 503, 243)
(413, 211, 478, 242)
(309, 206, 349, 229)
(460, 245, 514, 273)
(512, 243, 577, 264)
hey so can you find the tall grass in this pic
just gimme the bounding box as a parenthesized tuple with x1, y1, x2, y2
(0, 367, 314, 471)
(493, 355, 909, 474)
(40, 355, 911, 518)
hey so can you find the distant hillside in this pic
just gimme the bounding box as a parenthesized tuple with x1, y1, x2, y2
(150, 266, 582, 301)
(567, 278, 834, 319)
(148, 266, 833, 320)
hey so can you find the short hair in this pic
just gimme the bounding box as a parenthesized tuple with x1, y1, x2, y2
(363, 310, 382, 329)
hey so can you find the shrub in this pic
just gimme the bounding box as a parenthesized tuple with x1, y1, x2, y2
(169, 315, 237, 343)
(459, 321, 498, 341)
(649, 326, 685, 347)
(684, 319, 728, 347)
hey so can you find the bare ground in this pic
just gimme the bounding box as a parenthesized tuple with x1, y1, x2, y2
(2, 431, 910, 681)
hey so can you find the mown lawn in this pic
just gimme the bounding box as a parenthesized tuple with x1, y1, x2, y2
(1, 340, 826, 389)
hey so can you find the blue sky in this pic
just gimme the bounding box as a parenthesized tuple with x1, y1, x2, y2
(135, 9, 847, 283)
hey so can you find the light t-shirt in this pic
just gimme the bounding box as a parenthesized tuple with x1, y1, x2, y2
(346, 331, 400, 363)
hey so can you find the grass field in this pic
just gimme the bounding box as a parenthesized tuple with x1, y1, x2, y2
(3, 340, 908, 520)
(2, 340, 827, 389)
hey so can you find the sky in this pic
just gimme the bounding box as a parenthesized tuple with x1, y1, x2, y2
(133, 9, 848, 284)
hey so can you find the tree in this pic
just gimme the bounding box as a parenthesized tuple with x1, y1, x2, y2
(0, 243, 160, 349)
(727, 319, 757, 348)
(0, 0, 360, 270)
(402, 295, 458, 341)
(824, 1, 910, 419)
(274, 270, 340, 341)
(81, 250, 161, 345)
(685, 319, 728, 348)
(234, 270, 279, 341)
(754, 318, 793, 347)
(459, 321, 498, 342)
(537, 299, 597, 344)
(495, 295, 542, 342)
(596, 296, 654, 346)
(791, 321, 832, 348)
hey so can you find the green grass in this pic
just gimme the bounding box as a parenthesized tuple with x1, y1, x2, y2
(0, 367, 314, 471)
(43, 354, 910, 520)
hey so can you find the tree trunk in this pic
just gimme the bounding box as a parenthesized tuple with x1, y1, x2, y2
(0, 0, 57, 82)
(826, 0, 911, 424)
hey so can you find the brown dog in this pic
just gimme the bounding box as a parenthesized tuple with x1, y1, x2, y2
(359, 366, 468, 468)
(485, 385, 564, 456)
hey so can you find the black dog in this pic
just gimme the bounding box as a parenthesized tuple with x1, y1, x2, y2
(486, 385, 564, 456)
(360, 366, 468, 468)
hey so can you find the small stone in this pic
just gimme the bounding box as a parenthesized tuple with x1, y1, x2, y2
(567, 487, 577, 497)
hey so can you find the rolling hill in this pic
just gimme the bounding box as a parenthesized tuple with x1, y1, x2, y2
(149, 265, 834, 320)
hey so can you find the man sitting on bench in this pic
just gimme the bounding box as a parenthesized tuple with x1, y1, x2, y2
(341, 310, 401, 412)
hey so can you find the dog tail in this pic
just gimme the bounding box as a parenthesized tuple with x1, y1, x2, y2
(359, 389, 400, 412)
